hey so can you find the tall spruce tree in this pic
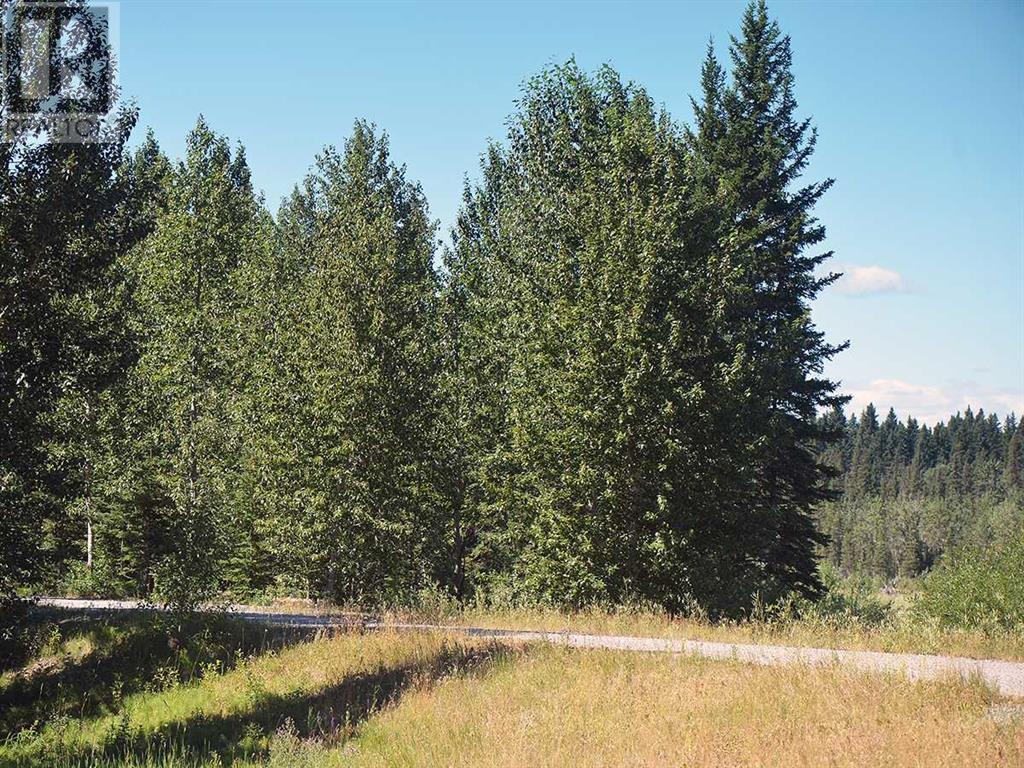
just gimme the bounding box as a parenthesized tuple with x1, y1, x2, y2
(687, 0, 847, 603)
(1006, 426, 1023, 494)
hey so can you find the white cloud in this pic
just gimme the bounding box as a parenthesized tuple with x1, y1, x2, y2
(846, 378, 1024, 425)
(832, 265, 909, 296)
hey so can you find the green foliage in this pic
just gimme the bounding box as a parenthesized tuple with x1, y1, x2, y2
(1, 1, 911, 622)
(99, 119, 272, 609)
(444, 1, 842, 618)
(0, 597, 32, 672)
(685, 0, 847, 608)
(0, 89, 139, 605)
(797, 564, 890, 627)
(251, 122, 443, 604)
(918, 537, 1024, 632)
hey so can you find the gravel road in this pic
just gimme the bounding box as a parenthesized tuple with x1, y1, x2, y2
(33, 597, 1024, 698)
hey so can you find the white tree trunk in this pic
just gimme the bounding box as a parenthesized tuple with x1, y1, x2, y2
(86, 517, 93, 569)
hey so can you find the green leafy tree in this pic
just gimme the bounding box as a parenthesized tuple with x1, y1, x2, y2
(0, 79, 137, 604)
(482, 63, 702, 607)
(257, 123, 442, 603)
(439, 146, 518, 598)
(86, 134, 173, 595)
(111, 118, 268, 607)
(445, 49, 843, 615)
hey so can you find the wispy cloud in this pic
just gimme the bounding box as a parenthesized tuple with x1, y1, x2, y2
(846, 378, 1024, 425)
(832, 265, 909, 296)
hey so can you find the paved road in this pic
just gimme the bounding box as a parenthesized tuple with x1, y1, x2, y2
(33, 597, 1024, 698)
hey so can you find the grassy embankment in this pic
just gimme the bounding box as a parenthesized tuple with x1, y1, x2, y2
(0, 617, 508, 768)
(1, 611, 1021, 767)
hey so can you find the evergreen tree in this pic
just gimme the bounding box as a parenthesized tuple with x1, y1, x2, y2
(9, 0, 1012, 615)
(1006, 428, 1024, 494)
(688, 0, 846, 603)
(847, 404, 880, 498)
(817, 403, 1022, 579)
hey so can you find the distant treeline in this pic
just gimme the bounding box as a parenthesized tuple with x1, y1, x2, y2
(816, 404, 1023, 580)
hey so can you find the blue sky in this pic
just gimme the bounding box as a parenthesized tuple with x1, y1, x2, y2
(115, 0, 1023, 425)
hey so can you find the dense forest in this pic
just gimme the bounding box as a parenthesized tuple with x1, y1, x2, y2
(2, 0, 1019, 626)
(817, 405, 1022, 580)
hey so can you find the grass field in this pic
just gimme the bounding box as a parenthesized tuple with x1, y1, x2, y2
(1, 613, 1021, 767)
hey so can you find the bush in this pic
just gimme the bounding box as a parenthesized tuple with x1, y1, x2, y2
(0, 596, 32, 671)
(60, 562, 109, 598)
(918, 536, 1024, 632)
(745, 563, 889, 630)
(800, 564, 890, 626)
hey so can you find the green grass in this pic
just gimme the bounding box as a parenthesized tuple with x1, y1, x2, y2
(0, 612, 312, 740)
(0, 626, 509, 768)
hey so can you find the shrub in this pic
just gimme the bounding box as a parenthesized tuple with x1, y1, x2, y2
(751, 563, 890, 630)
(799, 564, 890, 626)
(0, 597, 32, 671)
(918, 536, 1024, 632)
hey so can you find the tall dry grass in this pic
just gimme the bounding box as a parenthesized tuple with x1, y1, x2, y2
(405, 604, 1024, 661)
(340, 645, 1023, 767)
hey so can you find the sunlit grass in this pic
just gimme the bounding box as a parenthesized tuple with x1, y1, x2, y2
(338, 645, 1022, 768)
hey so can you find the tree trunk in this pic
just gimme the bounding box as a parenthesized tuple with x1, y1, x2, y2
(86, 517, 93, 569)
